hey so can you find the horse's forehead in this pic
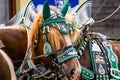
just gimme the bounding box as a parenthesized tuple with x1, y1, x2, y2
(46, 26, 63, 37)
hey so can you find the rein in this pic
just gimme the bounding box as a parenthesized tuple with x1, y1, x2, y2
(16, 42, 75, 79)
(41, 18, 66, 27)
(94, 5, 120, 24)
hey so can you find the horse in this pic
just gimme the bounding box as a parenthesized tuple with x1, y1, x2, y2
(65, 8, 120, 80)
(0, 24, 28, 68)
(50, 0, 120, 79)
(109, 40, 120, 66)
(0, 48, 16, 80)
(0, 1, 41, 69)
(65, 11, 120, 80)
(24, 1, 81, 80)
(65, 13, 120, 79)
(43, 0, 120, 79)
(0, 1, 37, 69)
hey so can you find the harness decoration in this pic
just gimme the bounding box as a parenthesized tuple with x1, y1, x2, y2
(102, 39, 120, 79)
(88, 33, 120, 80)
(89, 36, 110, 80)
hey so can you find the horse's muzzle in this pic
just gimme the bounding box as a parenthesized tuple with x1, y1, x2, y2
(70, 69, 81, 80)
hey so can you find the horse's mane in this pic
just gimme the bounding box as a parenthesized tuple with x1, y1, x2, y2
(27, 12, 42, 45)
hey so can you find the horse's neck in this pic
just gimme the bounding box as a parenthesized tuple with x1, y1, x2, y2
(79, 44, 92, 69)
(68, 28, 92, 68)
(0, 25, 27, 48)
(0, 24, 28, 68)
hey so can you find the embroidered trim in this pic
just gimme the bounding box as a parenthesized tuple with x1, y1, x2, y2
(89, 37, 110, 80)
(56, 47, 78, 64)
(82, 66, 94, 79)
(102, 40, 120, 79)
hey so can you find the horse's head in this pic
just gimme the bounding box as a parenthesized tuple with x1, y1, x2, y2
(29, 0, 81, 80)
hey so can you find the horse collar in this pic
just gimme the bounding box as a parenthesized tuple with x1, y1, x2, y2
(89, 35, 120, 79)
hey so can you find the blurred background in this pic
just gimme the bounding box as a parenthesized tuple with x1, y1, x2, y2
(91, 0, 120, 37)
(0, 0, 120, 37)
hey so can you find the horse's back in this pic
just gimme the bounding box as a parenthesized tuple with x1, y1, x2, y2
(0, 49, 16, 80)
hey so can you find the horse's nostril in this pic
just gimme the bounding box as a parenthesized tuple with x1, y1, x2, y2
(70, 69, 76, 76)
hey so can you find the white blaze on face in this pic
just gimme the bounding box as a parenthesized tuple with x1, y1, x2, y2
(63, 35, 82, 78)
(63, 35, 72, 46)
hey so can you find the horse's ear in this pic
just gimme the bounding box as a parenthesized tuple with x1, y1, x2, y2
(43, 1, 50, 20)
(60, 0, 69, 17)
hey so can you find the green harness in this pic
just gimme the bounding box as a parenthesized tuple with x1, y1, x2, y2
(88, 33, 120, 80)
(89, 38, 109, 80)
(42, 17, 69, 34)
(102, 40, 120, 80)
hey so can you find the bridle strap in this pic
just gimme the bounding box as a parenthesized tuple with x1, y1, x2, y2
(13, 45, 74, 63)
(55, 46, 78, 64)
(42, 18, 66, 27)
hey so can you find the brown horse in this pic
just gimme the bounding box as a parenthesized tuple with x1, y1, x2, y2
(65, 11, 120, 79)
(64, 14, 120, 79)
(0, 49, 16, 80)
(25, 1, 81, 80)
(0, 24, 28, 68)
(65, 10, 120, 79)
